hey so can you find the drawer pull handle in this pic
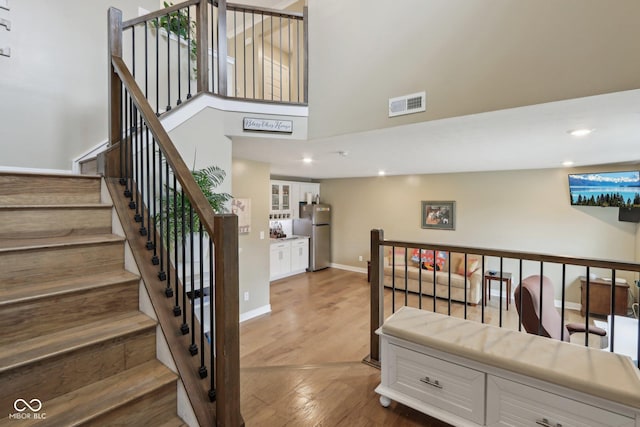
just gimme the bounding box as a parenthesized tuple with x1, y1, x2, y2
(419, 376, 442, 389)
(536, 418, 561, 427)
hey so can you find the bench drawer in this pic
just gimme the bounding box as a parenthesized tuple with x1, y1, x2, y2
(486, 375, 634, 427)
(388, 343, 485, 424)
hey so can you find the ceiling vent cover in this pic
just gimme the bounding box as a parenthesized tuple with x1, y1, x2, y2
(389, 91, 426, 117)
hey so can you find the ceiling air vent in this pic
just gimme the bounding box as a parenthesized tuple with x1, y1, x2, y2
(388, 91, 426, 117)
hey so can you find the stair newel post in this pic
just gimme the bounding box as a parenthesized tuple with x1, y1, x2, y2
(368, 229, 384, 365)
(108, 8, 123, 150)
(196, 0, 210, 94)
(213, 214, 241, 425)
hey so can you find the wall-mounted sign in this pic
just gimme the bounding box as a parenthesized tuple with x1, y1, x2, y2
(243, 117, 293, 134)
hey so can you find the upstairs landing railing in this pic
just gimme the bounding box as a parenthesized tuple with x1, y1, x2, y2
(106, 7, 241, 426)
(368, 229, 640, 369)
(117, 0, 307, 116)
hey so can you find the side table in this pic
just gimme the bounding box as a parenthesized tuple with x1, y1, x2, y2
(484, 272, 513, 310)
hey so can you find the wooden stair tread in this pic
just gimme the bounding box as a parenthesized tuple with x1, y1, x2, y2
(156, 417, 189, 427)
(0, 312, 156, 373)
(0, 270, 140, 304)
(0, 203, 112, 210)
(0, 360, 177, 427)
(0, 233, 124, 251)
(0, 171, 101, 179)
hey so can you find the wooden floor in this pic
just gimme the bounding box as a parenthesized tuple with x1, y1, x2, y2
(239, 268, 591, 426)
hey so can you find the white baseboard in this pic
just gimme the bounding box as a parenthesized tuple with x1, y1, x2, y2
(240, 304, 271, 323)
(0, 165, 73, 175)
(330, 263, 367, 274)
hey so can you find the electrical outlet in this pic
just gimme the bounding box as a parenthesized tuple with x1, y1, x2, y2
(358, 255, 363, 262)
(244, 291, 249, 301)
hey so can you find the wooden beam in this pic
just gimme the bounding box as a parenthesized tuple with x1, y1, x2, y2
(197, 0, 210, 93)
(108, 8, 123, 149)
(369, 229, 384, 363)
(217, 0, 228, 97)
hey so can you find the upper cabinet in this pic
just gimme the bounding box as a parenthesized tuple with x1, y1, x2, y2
(270, 180, 320, 219)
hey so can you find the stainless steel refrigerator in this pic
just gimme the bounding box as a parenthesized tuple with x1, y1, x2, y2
(293, 203, 331, 271)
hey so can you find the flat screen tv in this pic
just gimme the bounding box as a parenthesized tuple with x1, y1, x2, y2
(568, 171, 640, 207)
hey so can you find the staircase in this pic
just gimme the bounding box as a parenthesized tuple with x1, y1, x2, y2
(0, 172, 186, 426)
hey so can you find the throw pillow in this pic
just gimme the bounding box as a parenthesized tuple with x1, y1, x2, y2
(456, 257, 479, 277)
(418, 250, 447, 271)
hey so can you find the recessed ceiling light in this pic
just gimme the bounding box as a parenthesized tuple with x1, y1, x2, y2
(302, 157, 313, 164)
(568, 128, 594, 137)
(562, 161, 574, 167)
(378, 170, 386, 176)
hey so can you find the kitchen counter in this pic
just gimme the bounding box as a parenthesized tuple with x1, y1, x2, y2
(270, 235, 309, 243)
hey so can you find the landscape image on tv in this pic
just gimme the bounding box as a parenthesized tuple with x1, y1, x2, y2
(569, 171, 640, 207)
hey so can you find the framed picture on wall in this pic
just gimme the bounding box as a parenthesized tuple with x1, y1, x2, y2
(421, 201, 455, 230)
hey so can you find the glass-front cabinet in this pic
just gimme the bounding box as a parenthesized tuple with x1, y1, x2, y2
(270, 181, 292, 218)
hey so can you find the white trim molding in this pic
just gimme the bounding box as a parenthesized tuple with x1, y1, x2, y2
(240, 304, 271, 323)
(330, 263, 367, 275)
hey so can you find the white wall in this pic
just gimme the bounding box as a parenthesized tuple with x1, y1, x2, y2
(320, 165, 640, 303)
(0, 0, 158, 170)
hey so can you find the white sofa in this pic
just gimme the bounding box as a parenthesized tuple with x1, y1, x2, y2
(383, 248, 482, 305)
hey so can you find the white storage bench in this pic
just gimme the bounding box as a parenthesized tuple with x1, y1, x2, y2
(376, 306, 640, 427)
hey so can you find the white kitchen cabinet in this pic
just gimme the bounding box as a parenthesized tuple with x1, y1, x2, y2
(290, 237, 309, 273)
(270, 181, 293, 218)
(270, 241, 291, 280)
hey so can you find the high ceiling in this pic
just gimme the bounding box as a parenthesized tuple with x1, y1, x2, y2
(230, 0, 640, 179)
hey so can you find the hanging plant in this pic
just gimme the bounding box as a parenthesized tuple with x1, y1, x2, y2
(152, 2, 198, 65)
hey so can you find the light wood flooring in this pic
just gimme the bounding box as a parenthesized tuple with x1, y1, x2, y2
(239, 268, 592, 426)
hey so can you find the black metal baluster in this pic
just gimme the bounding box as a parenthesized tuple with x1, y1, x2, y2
(560, 264, 567, 340)
(177, 6, 182, 105)
(142, 124, 151, 240)
(481, 256, 485, 323)
(517, 259, 523, 331)
(166, 12, 171, 112)
(279, 15, 282, 101)
(391, 247, 395, 313)
(208, 237, 216, 401)
(261, 13, 264, 99)
(123, 91, 132, 198)
(297, 19, 300, 103)
(151, 138, 159, 264)
(499, 257, 504, 327)
(180, 190, 189, 335)
(198, 223, 207, 378)
(252, 12, 255, 98)
(243, 11, 247, 98)
(418, 249, 422, 310)
(187, 6, 192, 98)
(270, 16, 273, 100)
(160, 161, 169, 282)
(610, 269, 616, 353)
(538, 264, 544, 336)
(155, 17, 160, 115)
(449, 252, 454, 317)
(288, 16, 291, 101)
(157, 150, 165, 275)
(432, 250, 436, 313)
(585, 266, 590, 346)
(135, 108, 144, 226)
(145, 21, 149, 98)
(234, 10, 237, 97)
(403, 249, 408, 307)
(119, 83, 126, 185)
(173, 174, 181, 315)
(462, 252, 466, 319)
(189, 204, 198, 356)
(214, 3, 220, 95)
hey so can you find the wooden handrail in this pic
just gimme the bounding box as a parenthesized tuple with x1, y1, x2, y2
(379, 239, 640, 272)
(122, 0, 200, 29)
(111, 56, 218, 242)
(224, 1, 304, 19)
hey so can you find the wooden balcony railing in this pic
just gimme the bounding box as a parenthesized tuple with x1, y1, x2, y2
(368, 229, 640, 369)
